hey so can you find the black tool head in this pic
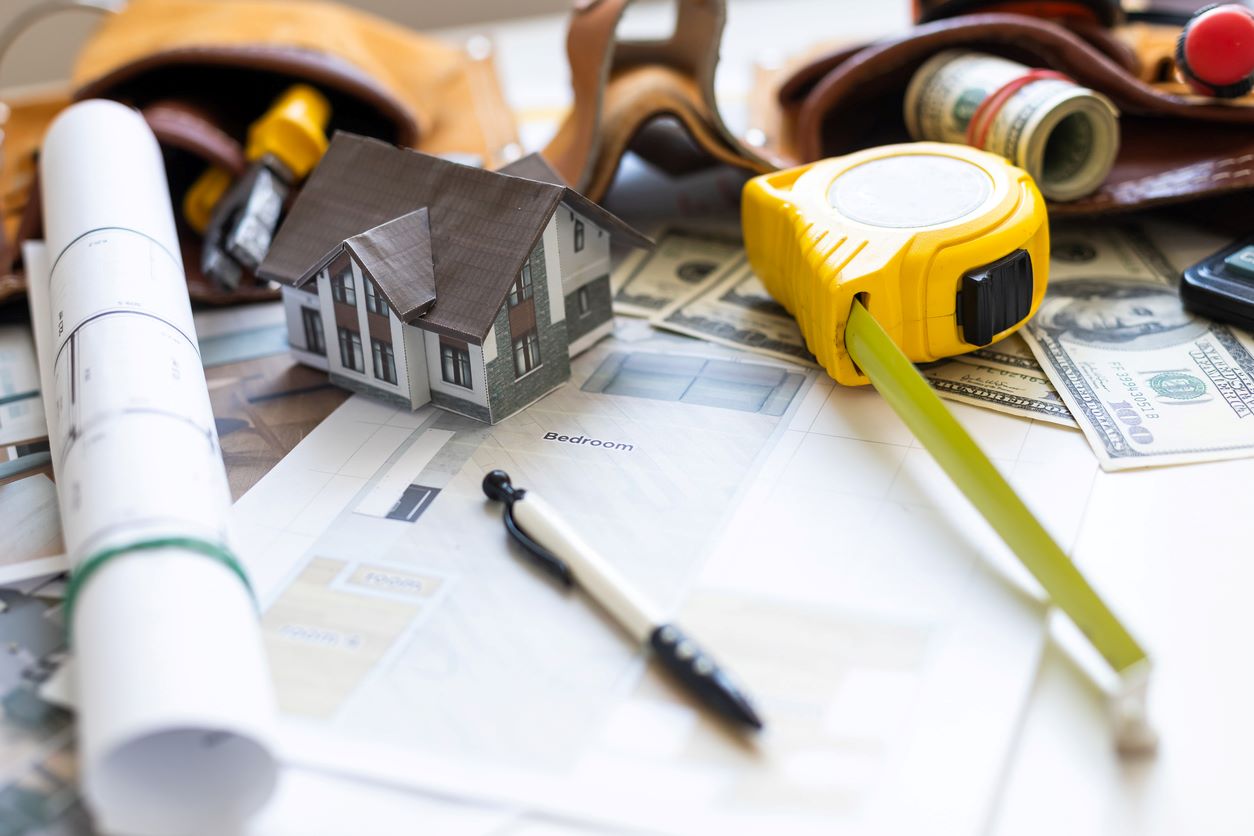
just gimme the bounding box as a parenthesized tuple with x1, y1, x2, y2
(482, 470, 519, 503)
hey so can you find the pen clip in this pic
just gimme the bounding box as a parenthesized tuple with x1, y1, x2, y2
(503, 503, 574, 587)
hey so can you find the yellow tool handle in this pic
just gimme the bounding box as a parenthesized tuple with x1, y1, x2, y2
(845, 298, 1147, 675)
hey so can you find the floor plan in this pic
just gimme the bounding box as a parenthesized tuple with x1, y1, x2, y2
(233, 322, 1098, 835)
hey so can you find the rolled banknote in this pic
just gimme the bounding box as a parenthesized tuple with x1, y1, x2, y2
(904, 50, 1119, 201)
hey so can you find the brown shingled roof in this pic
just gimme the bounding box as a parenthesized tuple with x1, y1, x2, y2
(260, 133, 651, 343)
(260, 133, 563, 343)
(345, 208, 435, 321)
(499, 153, 653, 252)
(499, 153, 567, 186)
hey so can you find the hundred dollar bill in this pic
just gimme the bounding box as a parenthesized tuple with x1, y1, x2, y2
(922, 335, 1077, 427)
(905, 50, 1119, 202)
(611, 227, 743, 317)
(1020, 223, 1254, 470)
(655, 256, 1074, 424)
(652, 256, 820, 367)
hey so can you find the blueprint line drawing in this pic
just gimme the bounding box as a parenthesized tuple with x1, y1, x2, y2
(234, 321, 1097, 835)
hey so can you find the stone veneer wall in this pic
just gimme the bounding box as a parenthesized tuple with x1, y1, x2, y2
(329, 371, 412, 410)
(563, 274, 612, 348)
(430, 389, 491, 423)
(483, 239, 571, 422)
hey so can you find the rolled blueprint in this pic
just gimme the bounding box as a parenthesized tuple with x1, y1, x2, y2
(24, 100, 278, 833)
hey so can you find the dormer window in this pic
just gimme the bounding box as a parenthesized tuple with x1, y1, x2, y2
(330, 258, 356, 306)
(508, 262, 534, 307)
(363, 278, 389, 316)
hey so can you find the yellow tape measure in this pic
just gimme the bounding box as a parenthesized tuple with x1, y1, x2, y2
(745, 142, 1049, 383)
(743, 142, 1154, 751)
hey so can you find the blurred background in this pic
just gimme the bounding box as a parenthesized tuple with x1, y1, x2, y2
(0, 0, 910, 146)
(0, 0, 661, 88)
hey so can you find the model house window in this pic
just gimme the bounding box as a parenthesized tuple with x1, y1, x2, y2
(577, 286, 591, 317)
(574, 219, 585, 252)
(508, 262, 534, 307)
(331, 263, 356, 306)
(371, 338, 397, 384)
(512, 328, 541, 378)
(363, 279, 389, 317)
(337, 326, 363, 372)
(440, 338, 472, 388)
(301, 307, 325, 355)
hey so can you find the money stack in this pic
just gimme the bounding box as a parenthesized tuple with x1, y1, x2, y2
(904, 50, 1119, 201)
(613, 227, 1077, 427)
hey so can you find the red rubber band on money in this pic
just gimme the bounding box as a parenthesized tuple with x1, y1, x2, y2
(965, 69, 1071, 151)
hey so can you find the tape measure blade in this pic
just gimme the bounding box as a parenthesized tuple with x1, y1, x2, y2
(844, 300, 1147, 675)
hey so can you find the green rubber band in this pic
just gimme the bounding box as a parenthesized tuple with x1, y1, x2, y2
(63, 537, 255, 645)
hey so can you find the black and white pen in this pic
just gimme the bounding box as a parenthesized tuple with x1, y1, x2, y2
(482, 470, 764, 731)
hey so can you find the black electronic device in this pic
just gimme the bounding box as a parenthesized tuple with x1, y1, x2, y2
(1180, 237, 1254, 331)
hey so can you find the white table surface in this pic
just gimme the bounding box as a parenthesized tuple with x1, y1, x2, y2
(442, 3, 1254, 835)
(8, 1, 1242, 832)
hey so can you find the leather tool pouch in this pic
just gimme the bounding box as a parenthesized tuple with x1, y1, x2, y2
(0, 0, 517, 306)
(767, 12, 1254, 218)
(541, 0, 771, 203)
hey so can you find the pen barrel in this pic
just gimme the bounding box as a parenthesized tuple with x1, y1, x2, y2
(512, 493, 663, 642)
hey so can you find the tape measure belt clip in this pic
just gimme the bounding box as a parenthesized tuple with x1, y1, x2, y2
(955, 248, 1035, 346)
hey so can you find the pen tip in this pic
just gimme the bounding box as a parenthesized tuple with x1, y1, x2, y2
(649, 625, 765, 732)
(739, 701, 765, 731)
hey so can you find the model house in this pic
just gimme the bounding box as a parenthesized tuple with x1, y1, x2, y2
(258, 132, 650, 424)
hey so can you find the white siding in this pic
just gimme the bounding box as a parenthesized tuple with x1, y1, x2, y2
(317, 270, 341, 373)
(321, 255, 413, 406)
(423, 330, 489, 408)
(321, 261, 367, 383)
(541, 215, 565, 327)
(375, 305, 417, 407)
(483, 321, 499, 364)
(401, 323, 430, 409)
(554, 203, 611, 294)
(282, 284, 328, 371)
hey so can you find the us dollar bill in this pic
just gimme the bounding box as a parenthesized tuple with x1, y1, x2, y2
(654, 256, 1075, 425)
(611, 228, 743, 317)
(921, 335, 1076, 427)
(652, 256, 820, 367)
(904, 50, 1119, 202)
(1020, 223, 1254, 470)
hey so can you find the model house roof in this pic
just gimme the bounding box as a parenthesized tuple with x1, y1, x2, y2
(344, 208, 436, 321)
(499, 153, 567, 186)
(259, 132, 651, 344)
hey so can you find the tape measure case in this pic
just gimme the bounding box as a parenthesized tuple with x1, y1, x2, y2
(742, 142, 1050, 385)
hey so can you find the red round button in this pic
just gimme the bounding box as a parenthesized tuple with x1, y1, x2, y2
(1184, 5, 1254, 87)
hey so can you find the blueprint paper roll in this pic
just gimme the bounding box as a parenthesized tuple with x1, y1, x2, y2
(26, 100, 278, 834)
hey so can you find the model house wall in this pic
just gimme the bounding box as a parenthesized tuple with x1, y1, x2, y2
(282, 284, 329, 372)
(554, 204, 613, 355)
(262, 136, 652, 426)
(480, 230, 572, 422)
(279, 225, 579, 423)
(314, 252, 426, 410)
(424, 330, 489, 418)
